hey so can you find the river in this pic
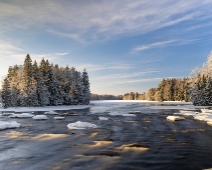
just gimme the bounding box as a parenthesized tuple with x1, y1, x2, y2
(0, 102, 212, 170)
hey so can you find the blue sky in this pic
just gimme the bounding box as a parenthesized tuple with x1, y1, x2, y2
(0, 0, 212, 95)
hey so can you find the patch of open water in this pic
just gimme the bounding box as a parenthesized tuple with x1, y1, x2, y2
(0, 103, 212, 170)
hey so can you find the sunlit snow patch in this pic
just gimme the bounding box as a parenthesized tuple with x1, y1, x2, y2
(167, 116, 185, 121)
(0, 121, 21, 130)
(193, 113, 212, 122)
(44, 111, 58, 115)
(207, 122, 212, 126)
(201, 109, 212, 113)
(99, 117, 109, 120)
(33, 115, 48, 120)
(9, 113, 34, 118)
(67, 121, 97, 129)
(173, 112, 198, 116)
(54, 116, 65, 120)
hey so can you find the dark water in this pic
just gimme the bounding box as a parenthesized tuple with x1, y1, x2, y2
(0, 103, 212, 170)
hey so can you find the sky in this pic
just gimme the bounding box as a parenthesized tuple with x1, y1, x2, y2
(0, 0, 212, 95)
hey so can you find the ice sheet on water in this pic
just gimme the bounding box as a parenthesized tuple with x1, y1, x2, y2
(33, 115, 48, 120)
(193, 113, 212, 122)
(54, 117, 65, 120)
(98, 117, 109, 120)
(44, 111, 58, 115)
(108, 112, 136, 117)
(0, 121, 21, 130)
(67, 121, 97, 129)
(0, 105, 90, 112)
(3, 112, 14, 116)
(9, 113, 34, 118)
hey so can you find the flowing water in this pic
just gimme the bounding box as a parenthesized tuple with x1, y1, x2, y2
(0, 103, 212, 170)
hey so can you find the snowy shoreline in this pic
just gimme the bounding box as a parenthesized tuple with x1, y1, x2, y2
(0, 105, 90, 112)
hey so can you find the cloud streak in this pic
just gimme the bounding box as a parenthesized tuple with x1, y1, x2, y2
(0, 0, 212, 42)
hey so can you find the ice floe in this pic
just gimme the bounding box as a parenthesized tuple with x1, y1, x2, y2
(32, 115, 48, 120)
(193, 113, 212, 122)
(167, 116, 185, 121)
(0, 121, 21, 130)
(44, 111, 58, 115)
(54, 116, 65, 120)
(122, 114, 136, 117)
(9, 113, 34, 118)
(67, 121, 97, 129)
(207, 122, 212, 126)
(98, 117, 109, 120)
(2, 112, 14, 116)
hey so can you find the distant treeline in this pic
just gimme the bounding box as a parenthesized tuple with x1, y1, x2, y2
(123, 78, 189, 102)
(91, 94, 123, 100)
(1, 54, 90, 108)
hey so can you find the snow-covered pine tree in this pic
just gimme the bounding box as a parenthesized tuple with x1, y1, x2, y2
(81, 68, 90, 104)
(1, 77, 13, 108)
(45, 60, 63, 106)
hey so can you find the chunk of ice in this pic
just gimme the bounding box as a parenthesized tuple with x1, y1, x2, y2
(0, 121, 21, 130)
(67, 121, 97, 129)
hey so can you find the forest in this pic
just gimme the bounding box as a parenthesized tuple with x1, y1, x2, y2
(0, 54, 90, 108)
(123, 52, 212, 106)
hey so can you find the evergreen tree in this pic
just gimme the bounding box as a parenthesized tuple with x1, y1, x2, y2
(1, 77, 12, 108)
(81, 68, 90, 104)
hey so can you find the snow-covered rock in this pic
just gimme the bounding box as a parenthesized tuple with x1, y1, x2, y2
(99, 117, 109, 120)
(9, 113, 34, 118)
(3, 112, 14, 116)
(167, 116, 185, 121)
(54, 116, 65, 120)
(33, 115, 48, 120)
(0, 121, 21, 130)
(67, 121, 97, 129)
(44, 111, 58, 115)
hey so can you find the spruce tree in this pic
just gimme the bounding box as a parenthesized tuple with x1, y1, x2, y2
(1, 77, 13, 108)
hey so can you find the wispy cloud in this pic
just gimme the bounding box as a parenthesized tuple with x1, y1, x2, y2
(0, 0, 212, 42)
(133, 40, 175, 52)
(76, 63, 132, 72)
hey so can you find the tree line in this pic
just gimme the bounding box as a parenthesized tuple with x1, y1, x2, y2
(1, 54, 90, 108)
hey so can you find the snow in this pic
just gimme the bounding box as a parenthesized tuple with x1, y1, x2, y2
(32, 115, 48, 120)
(201, 109, 212, 113)
(173, 112, 198, 116)
(98, 117, 109, 120)
(44, 111, 58, 115)
(207, 122, 212, 126)
(0, 105, 90, 112)
(9, 113, 34, 118)
(67, 121, 97, 129)
(167, 116, 185, 121)
(193, 113, 212, 122)
(54, 116, 65, 120)
(2, 112, 14, 116)
(0, 121, 21, 130)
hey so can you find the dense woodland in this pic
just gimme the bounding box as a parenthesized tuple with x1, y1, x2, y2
(123, 52, 212, 106)
(91, 93, 123, 100)
(0, 54, 90, 108)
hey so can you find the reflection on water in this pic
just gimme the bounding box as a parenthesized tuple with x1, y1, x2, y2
(0, 103, 212, 170)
